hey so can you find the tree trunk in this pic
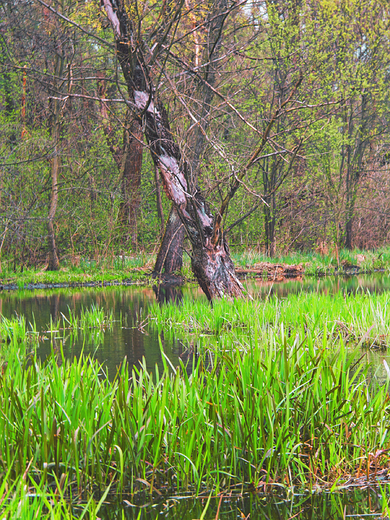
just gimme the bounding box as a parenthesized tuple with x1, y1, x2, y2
(264, 194, 276, 257)
(153, 206, 184, 278)
(191, 238, 243, 300)
(117, 119, 143, 249)
(102, 0, 243, 300)
(343, 94, 369, 250)
(47, 55, 62, 271)
(47, 150, 60, 271)
(97, 74, 143, 249)
(154, 164, 165, 236)
(345, 216, 353, 250)
(153, 203, 183, 276)
(152, 0, 227, 277)
(345, 171, 357, 250)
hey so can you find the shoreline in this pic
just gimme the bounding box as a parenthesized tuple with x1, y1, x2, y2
(0, 267, 387, 292)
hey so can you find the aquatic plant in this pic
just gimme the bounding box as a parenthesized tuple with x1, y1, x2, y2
(0, 474, 110, 519)
(149, 291, 390, 349)
(1, 316, 390, 503)
(58, 304, 114, 331)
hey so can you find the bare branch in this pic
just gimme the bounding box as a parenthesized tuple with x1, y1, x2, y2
(34, 0, 114, 49)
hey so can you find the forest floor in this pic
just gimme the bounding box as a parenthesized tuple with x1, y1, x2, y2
(1, 246, 390, 290)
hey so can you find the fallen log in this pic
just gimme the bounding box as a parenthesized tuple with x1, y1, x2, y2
(236, 262, 305, 279)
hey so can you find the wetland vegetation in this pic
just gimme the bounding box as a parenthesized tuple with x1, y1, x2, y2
(2, 279, 390, 517)
(2, 0, 390, 515)
(2, 246, 390, 290)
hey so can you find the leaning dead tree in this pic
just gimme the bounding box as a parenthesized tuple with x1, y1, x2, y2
(102, 0, 244, 300)
(153, 0, 228, 278)
(101, 0, 303, 300)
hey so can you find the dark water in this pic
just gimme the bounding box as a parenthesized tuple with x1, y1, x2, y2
(0, 285, 190, 375)
(1, 274, 390, 375)
(248, 272, 390, 299)
(90, 487, 390, 519)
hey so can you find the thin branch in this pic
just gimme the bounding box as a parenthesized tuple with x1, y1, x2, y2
(225, 202, 262, 234)
(212, 72, 304, 244)
(34, 0, 114, 49)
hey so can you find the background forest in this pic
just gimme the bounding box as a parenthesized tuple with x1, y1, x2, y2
(1, 0, 390, 271)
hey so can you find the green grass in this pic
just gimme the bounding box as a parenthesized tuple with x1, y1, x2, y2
(2, 246, 390, 290)
(1, 311, 390, 513)
(3, 291, 390, 513)
(149, 291, 390, 349)
(57, 304, 114, 331)
(0, 473, 111, 519)
(0, 255, 154, 288)
(231, 246, 390, 275)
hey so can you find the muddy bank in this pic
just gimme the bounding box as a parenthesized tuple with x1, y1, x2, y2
(236, 261, 380, 280)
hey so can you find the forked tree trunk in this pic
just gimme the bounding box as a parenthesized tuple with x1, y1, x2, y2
(153, 0, 228, 277)
(102, 0, 243, 300)
(140, 93, 243, 299)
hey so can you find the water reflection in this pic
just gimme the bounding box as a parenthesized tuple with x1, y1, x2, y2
(0, 286, 187, 376)
(91, 487, 390, 519)
(153, 283, 183, 304)
(1, 273, 390, 375)
(247, 272, 390, 299)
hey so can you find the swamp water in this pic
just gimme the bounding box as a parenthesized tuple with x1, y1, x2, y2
(90, 488, 390, 519)
(1, 274, 390, 376)
(2, 273, 390, 518)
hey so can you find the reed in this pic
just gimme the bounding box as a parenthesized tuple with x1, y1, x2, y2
(0, 475, 111, 519)
(0, 314, 38, 365)
(2, 285, 390, 516)
(149, 291, 390, 349)
(1, 315, 390, 505)
(58, 304, 114, 331)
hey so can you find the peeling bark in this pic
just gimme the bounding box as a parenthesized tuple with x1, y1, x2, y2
(102, 0, 243, 300)
(191, 239, 243, 301)
(153, 0, 228, 276)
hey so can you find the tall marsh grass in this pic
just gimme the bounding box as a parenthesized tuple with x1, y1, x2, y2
(58, 304, 114, 331)
(1, 315, 390, 505)
(150, 291, 390, 349)
(3, 290, 390, 514)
